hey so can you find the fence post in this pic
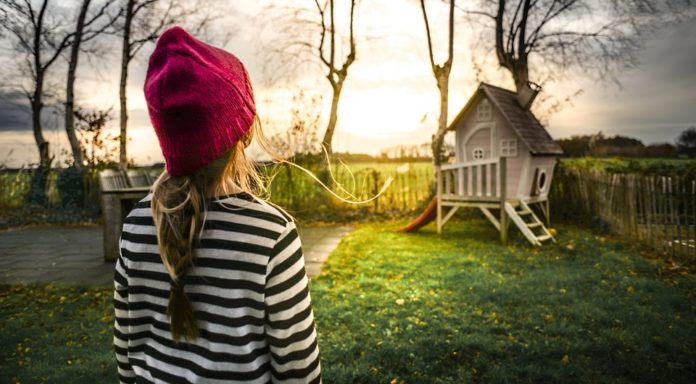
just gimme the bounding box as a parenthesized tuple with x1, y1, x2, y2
(372, 169, 380, 213)
(676, 177, 683, 258)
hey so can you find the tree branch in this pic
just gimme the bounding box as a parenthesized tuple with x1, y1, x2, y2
(495, 0, 508, 68)
(341, 0, 356, 72)
(419, 0, 436, 69)
(313, 0, 331, 69)
(446, 0, 454, 68)
(517, 0, 531, 66)
(526, 0, 577, 49)
(329, 0, 335, 69)
(132, 0, 158, 17)
(454, 2, 495, 20)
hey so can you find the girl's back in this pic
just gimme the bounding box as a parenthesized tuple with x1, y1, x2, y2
(115, 192, 320, 383)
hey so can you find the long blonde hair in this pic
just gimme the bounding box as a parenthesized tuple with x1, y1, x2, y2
(150, 118, 391, 341)
(151, 122, 263, 341)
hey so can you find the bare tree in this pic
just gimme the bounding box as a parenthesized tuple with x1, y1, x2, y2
(462, 0, 693, 100)
(65, 0, 119, 171)
(117, 0, 219, 168)
(259, 0, 357, 155)
(314, 0, 356, 154)
(0, 0, 76, 205)
(420, 0, 455, 166)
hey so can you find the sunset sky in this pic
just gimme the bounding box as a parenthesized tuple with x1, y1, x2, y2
(0, 0, 695, 168)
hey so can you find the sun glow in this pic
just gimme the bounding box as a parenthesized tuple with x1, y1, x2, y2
(336, 88, 437, 137)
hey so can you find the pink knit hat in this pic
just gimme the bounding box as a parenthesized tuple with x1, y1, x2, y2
(144, 26, 256, 176)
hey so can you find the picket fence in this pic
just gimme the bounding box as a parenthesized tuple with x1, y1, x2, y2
(552, 168, 696, 263)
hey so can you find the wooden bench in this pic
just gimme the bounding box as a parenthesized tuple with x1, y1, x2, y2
(99, 169, 159, 261)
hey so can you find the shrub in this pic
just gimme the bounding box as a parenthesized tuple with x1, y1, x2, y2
(56, 166, 86, 208)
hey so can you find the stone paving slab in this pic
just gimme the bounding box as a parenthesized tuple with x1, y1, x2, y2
(0, 224, 352, 286)
(297, 225, 354, 278)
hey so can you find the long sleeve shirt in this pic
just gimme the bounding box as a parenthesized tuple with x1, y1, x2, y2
(114, 192, 321, 384)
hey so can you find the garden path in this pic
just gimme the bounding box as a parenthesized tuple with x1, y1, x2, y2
(0, 224, 352, 285)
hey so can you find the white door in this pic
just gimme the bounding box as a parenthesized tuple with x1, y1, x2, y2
(462, 126, 492, 162)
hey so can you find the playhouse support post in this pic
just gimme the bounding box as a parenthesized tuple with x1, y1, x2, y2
(499, 157, 508, 244)
(545, 198, 551, 227)
(436, 166, 443, 234)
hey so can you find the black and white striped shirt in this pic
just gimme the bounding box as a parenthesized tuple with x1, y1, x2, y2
(114, 192, 321, 384)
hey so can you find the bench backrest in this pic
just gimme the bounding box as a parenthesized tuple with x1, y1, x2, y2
(126, 169, 150, 187)
(99, 169, 158, 192)
(99, 169, 130, 192)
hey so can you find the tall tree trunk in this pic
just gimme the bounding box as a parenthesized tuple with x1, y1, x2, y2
(27, 1, 51, 206)
(420, 0, 454, 168)
(513, 0, 531, 92)
(119, 0, 134, 169)
(65, 0, 91, 171)
(32, 78, 49, 169)
(314, 0, 356, 156)
(431, 73, 449, 166)
(27, 78, 51, 206)
(322, 81, 343, 154)
(512, 64, 529, 92)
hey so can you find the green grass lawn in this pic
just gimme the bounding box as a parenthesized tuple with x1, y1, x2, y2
(0, 285, 116, 384)
(2, 218, 695, 383)
(311, 219, 696, 383)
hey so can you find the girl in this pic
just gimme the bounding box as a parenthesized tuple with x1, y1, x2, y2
(114, 26, 321, 384)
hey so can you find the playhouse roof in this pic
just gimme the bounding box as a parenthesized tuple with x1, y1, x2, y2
(449, 83, 563, 155)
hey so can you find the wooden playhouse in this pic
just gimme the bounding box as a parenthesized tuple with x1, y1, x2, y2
(436, 82, 563, 245)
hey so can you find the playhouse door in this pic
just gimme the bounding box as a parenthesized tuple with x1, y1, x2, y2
(463, 126, 492, 162)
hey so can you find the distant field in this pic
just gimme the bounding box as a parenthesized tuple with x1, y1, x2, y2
(330, 161, 432, 173)
(560, 157, 696, 176)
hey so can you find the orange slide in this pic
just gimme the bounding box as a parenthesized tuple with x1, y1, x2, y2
(398, 197, 438, 232)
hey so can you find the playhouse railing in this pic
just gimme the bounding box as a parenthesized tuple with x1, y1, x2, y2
(437, 158, 506, 201)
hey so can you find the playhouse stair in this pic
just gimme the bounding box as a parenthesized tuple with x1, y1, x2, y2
(504, 201, 555, 246)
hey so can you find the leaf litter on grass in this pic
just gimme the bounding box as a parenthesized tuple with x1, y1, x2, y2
(0, 283, 116, 384)
(310, 218, 696, 383)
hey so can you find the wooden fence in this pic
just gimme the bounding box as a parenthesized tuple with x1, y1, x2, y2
(266, 164, 433, 216)
(1, 164, 433, 218)
(552, 167, 696, 263)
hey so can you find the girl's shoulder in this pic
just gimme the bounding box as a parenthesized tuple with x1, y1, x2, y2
(210, 192, 293, 228)
(126, 192, 154, 217)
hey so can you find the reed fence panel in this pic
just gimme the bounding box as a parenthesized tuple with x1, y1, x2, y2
(266, 164, 433, 216)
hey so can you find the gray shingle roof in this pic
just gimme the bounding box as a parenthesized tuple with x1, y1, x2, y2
(449, 83, 564, 155)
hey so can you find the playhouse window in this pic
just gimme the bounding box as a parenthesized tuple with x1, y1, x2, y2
(537, 169, 547, 192)
(500, 139, 517, 157)
(472, 147, 485, 160)
(477, 100, 492, 121)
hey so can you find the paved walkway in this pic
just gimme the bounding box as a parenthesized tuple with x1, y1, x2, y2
(0, 224, 352, 286)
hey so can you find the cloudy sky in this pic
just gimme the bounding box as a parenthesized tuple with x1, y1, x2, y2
(1, 1, 695, 168)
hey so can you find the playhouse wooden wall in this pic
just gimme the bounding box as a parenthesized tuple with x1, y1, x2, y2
(452, 94, 555, 201)
(525, 155, 556, 202)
